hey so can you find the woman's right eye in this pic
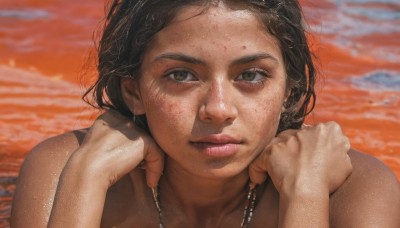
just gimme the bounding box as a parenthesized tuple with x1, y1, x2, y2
(166, 70, 197, 82)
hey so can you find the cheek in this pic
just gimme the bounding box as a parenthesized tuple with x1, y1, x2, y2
(142, 91, 195, 146)
(244, 91, 285, 139)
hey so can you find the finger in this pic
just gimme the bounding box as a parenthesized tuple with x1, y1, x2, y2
(276, 129, 298, 138)
(271, 129, 298, 145)
(343, 136, 351, 153)
(274, 126, 318, 144)
(249, 133, 289, 185)
(248, 149, 269, 185)
(144, 143, 165, 188)
(248, 130, 298, 185)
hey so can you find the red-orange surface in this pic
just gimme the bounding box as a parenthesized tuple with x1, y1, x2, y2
(0, 0, 399, 226)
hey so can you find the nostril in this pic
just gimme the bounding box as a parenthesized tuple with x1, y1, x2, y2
(198, 98, 237, 123)
(198, 80, 238, 123)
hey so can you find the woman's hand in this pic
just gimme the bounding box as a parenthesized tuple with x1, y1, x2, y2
(47, 110, 164, 227)
(249, 121, 352, 194)
(73, 110, 164, 188)
(248, 122, 352, 227)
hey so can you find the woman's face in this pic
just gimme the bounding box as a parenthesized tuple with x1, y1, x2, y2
(126, 3, 288, 179)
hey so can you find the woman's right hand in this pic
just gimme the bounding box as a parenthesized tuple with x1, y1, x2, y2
(44, 110, 164, 227)
(70, 110, 164, 188)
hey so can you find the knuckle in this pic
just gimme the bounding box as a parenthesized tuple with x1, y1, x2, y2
(270, 143, 284, 157)
(315, 122, 325, 129)
(322, 121, 335, 129)
(343, 137, 351, 151)
(290, 133, 301, 145)
(327, 121, 337, 126)
(330, 121, 342, 131)
(270, 144, 279, 154)
(346, 158, 353, 173)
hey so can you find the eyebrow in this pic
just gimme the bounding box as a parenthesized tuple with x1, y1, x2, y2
(152, 52, 279, 65)
(232, 53, 279, 65)
(152, 53, 205, 65)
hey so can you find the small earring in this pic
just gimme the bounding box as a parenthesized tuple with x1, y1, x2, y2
(133, 113, 136, 123)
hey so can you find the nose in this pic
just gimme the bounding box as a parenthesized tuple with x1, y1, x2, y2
(198, 80, 238, 124)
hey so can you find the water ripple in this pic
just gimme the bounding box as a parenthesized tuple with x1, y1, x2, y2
(351, 71, 400, 91)
(344, 6, 400, 20)
(0, 177, 16, 198)
(304, 0, 400, 61)
(342, 0, 400, 4)
(307, 3, 400, 37)
(0, 9, 50, 20)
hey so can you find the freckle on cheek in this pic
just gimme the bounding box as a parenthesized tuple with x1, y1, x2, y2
(241, 45, 247, 50)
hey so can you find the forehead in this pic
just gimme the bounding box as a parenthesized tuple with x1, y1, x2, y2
(172, 2, 259, 24)
(142, 3, 282, 64)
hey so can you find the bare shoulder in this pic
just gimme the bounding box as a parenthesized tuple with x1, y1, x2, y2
(330, 149, 400, 227)
(11, 129, 88, 227)
(19, 129, 86, 171)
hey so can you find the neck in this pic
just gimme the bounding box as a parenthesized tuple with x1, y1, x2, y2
(159, 158, 250, 219)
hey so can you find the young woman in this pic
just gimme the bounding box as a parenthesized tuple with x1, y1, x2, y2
(11, 0, 399, 227)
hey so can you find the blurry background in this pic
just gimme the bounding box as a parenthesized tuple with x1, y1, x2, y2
(0, 0, 399, 227)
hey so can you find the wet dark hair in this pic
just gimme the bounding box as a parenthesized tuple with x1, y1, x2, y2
(84, 0, 316, 133)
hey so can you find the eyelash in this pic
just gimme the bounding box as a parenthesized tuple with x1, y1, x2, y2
(235, 68, 270, 88)
(164, 69, 198, 83)
(164, 68, 271, 88)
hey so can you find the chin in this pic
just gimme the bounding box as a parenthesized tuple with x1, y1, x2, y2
(185, 160, 250, 180)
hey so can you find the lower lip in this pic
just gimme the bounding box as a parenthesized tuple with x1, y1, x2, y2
(191, 142, 240, 158)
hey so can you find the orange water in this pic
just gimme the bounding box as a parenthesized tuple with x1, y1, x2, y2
(0, 0, 399, 226)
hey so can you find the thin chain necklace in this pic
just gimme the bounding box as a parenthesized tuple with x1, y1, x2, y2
(151, 182, 257, 228)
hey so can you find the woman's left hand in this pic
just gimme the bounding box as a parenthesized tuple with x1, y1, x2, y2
(248, 121, 352, 195)
(248, 122, 352, 227)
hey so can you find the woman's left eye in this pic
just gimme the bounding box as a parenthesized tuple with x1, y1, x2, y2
(166, 70, 197, 82)
(236, 69, 268, 82)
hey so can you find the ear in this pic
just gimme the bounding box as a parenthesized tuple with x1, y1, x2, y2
(121, 78, 146, 115)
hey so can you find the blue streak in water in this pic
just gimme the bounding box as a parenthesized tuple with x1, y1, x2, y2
(340, 0, 400, 4)
(0, 9, 50, 20)
(344, 6, 400, 21)
(351, 71, 400, 91)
